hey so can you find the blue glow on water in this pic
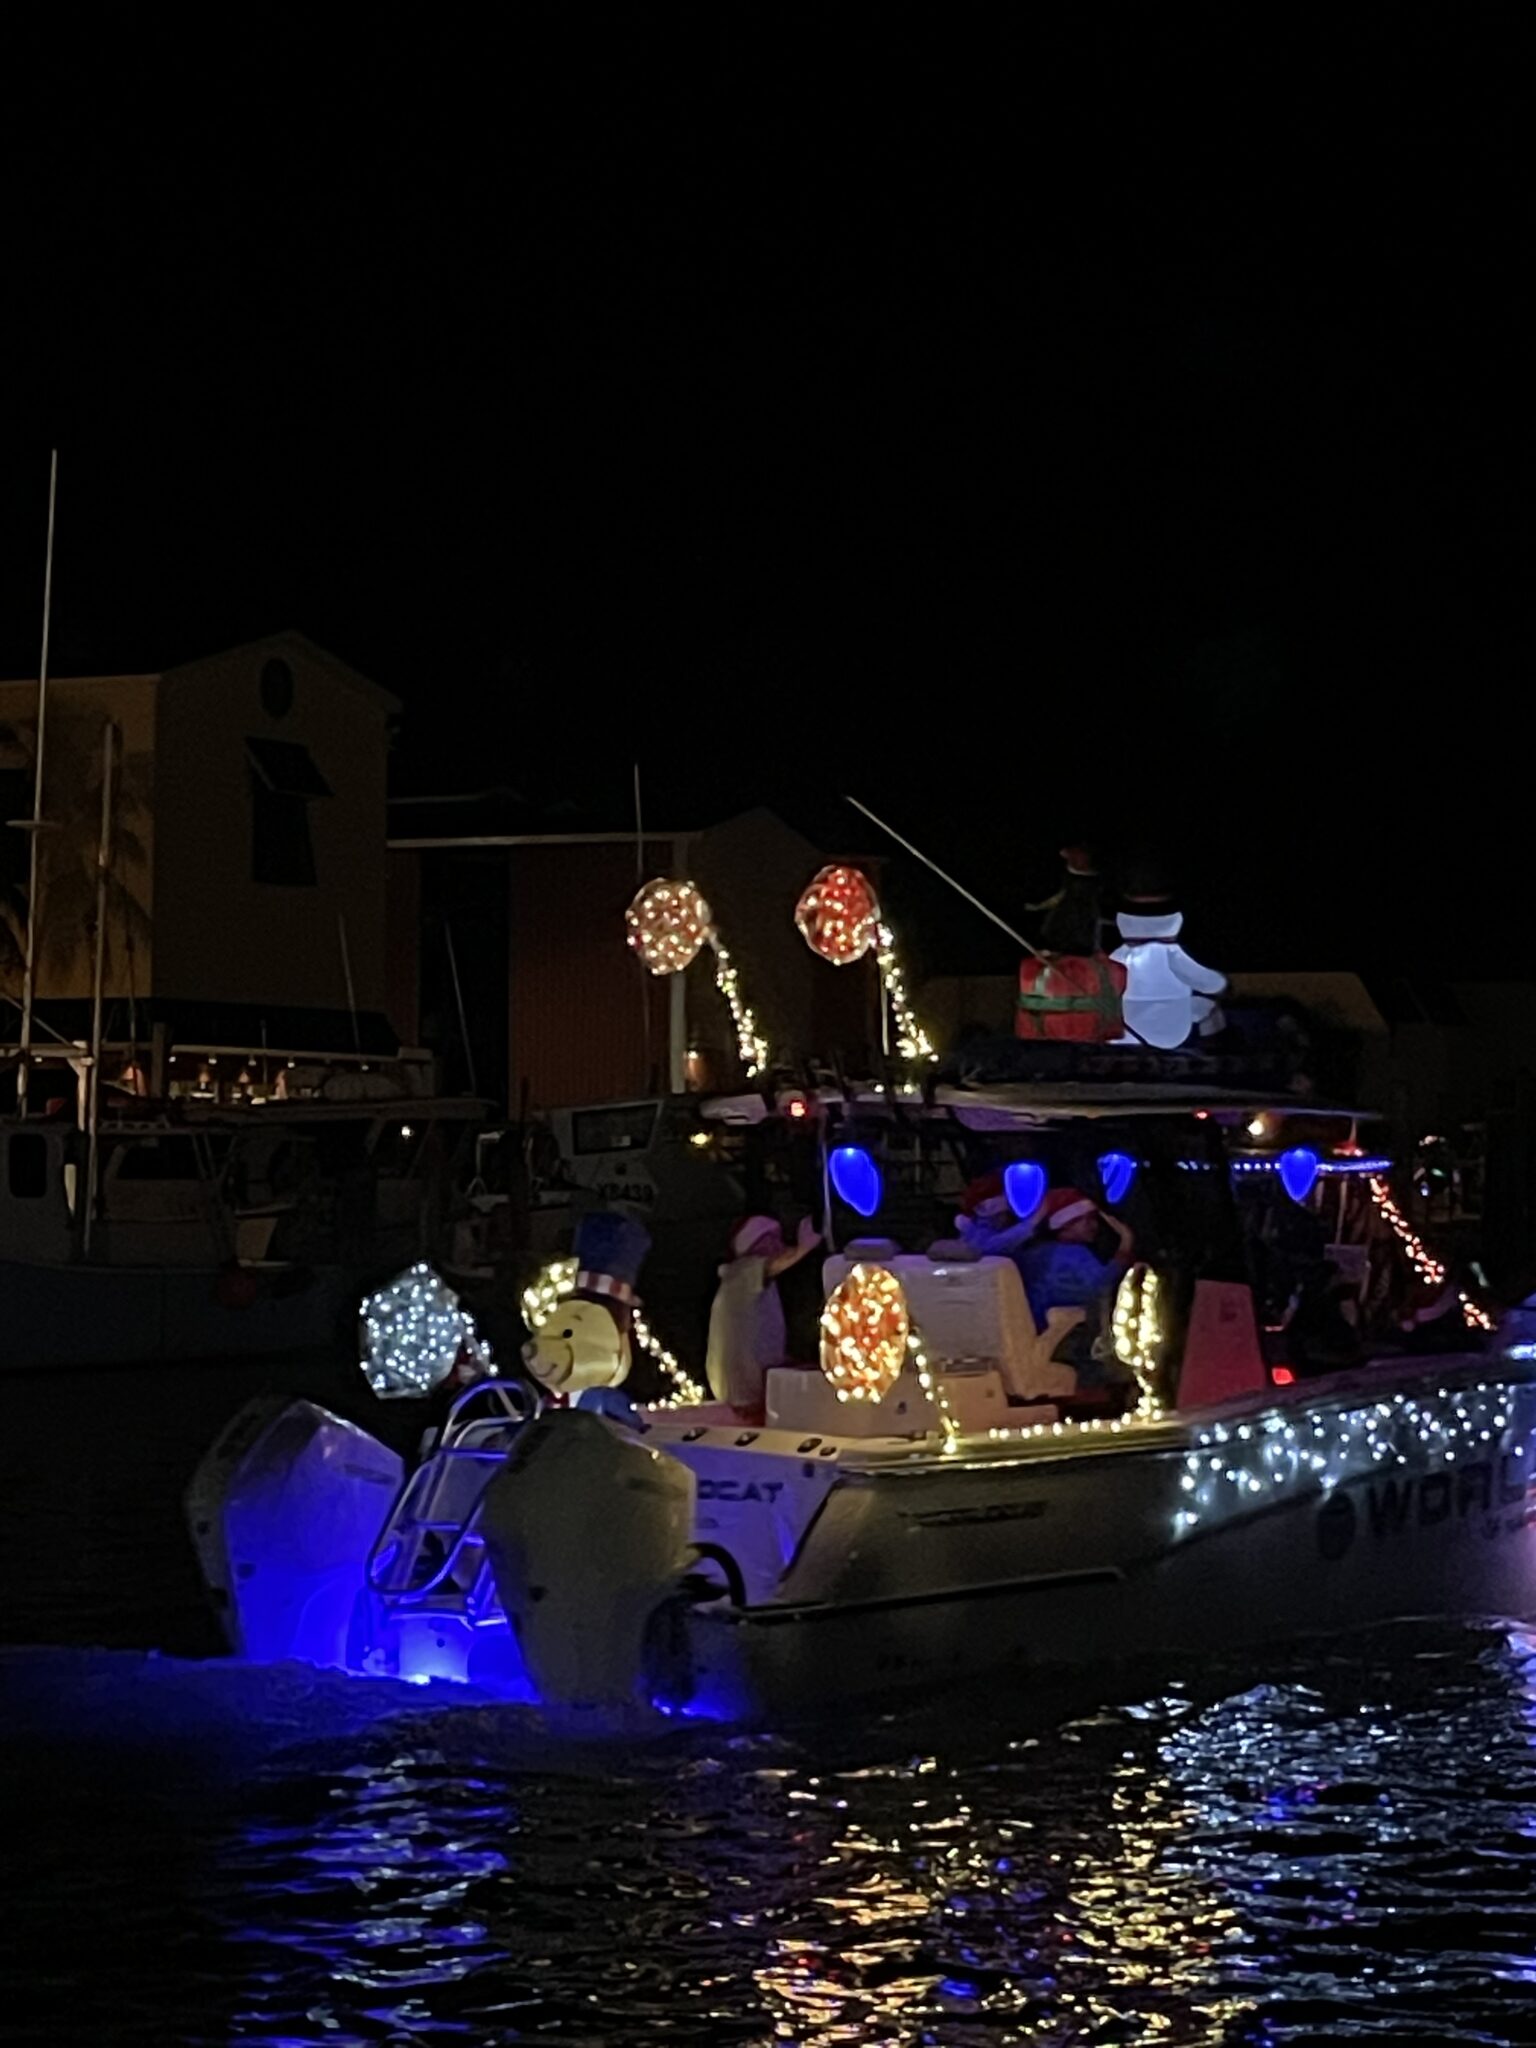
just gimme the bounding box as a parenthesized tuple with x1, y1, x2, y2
(1097, 1150, 1137, 1206)
(831, 1145, 882, 1218)
(1003, 1159, 1046, 1223)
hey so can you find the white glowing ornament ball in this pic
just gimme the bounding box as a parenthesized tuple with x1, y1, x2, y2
(360, 1261, 491, 1399)
(626, 877, 713, 976)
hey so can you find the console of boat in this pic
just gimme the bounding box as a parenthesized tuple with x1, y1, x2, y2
(186, 1080, 1536, 1726)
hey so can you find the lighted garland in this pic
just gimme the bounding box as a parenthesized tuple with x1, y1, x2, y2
(361, 1261, 494, 1399)
(626, 878, 712, 976)
(876, 922, 936, 1063)
(906, 1325, 960, 1453)
(1112, 1263, 1166, 1415)
(521, 1256, 706, 1407)
(819, 1262, 910, 1402)
(1369, 1176, 1495, 1333)
(1172, 1379, 1529, 1538)
(709, 935, 769, 1078)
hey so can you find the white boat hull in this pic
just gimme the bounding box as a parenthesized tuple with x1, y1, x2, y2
(657, 1356, 1536, 1721)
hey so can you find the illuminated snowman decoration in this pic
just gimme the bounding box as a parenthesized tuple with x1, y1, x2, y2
(1112, 903, 1225, 1050)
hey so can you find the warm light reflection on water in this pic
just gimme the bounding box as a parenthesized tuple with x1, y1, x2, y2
(2, 1625, 1535, 2044)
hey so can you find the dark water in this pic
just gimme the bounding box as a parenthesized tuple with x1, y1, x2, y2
(4, 1359, 1536, 2047)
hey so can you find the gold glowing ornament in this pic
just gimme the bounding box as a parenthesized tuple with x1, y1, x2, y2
(820, 1262, 910, 1403)
(795, 864, 880, 966)
(626, 878, 712, 977)
(625, 876, 769, 1077)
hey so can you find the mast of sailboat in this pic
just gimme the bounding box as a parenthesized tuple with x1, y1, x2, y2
(15, 449, 60, 1116)
(83, 719, 117, 1257)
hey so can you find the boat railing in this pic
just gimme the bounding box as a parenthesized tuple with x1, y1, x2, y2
(367, 1446, 505, 1608)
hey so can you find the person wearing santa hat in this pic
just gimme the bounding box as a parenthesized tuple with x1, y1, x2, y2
(954, 1171, 1042, 1261)
(705, 1211, 822, 1421)
(1016, 1187, 1136, 1386)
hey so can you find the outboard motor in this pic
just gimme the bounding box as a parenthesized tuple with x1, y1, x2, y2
(186, 1398, 403, 1668)
(479, 1409, 695, 1711)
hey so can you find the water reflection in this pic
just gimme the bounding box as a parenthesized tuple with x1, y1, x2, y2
(3, 1626, 1535, 2045)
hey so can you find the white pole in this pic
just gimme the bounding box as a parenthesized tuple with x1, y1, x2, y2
(845, 794, 1040, 956)
(83, 720, 117, 1257)
(338, 913, 362, 1052)
(16, 449, 59, 1113)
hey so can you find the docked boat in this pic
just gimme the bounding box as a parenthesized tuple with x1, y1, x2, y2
(0, 1093, 484, 1371)
(186, 1079, 1536, 1725)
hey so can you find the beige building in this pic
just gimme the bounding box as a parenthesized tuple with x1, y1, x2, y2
(0, 632, 401, 1084)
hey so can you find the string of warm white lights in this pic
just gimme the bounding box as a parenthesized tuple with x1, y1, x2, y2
(522, 1256, 706, 1406)
(709, 934, 770, 1078)
(906, 1327, 960, 1454)
(1172, 1379, 1531, 1538)
(1368, 1176, 1495, 1332)
(632, 1307, 708, 1408)
(875, 921, 936, 1063)
(1111, 1264, 1166, 1415)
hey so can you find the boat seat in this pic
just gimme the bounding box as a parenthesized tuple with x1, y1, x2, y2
(765, 1364, 939, 1438)
(823, 1251, 1080, 1403)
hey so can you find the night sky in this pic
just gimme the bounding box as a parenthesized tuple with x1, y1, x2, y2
(3, 11, 1530, 971)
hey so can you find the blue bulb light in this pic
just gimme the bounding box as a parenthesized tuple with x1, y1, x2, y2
(1003, 1159, 1047, 1223)
(1278, 1146, 1320, 1205)
(830, 1145, 882, 1218)
(1098, 1151, 1137, 1206)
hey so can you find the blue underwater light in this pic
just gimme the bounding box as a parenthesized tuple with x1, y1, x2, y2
(830, 1145, 882, 1218)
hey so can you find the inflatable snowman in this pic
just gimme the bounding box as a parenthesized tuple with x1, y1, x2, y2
(1112, 897, 1225, 1050)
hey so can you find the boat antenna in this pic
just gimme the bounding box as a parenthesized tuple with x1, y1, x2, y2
(634, 759, 653, 1087)
(443, 920, 479, 1096)
(15, 448, 60, 1114)
(844, 795, 1041, 957)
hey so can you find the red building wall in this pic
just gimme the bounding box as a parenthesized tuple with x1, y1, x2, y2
(507, 840, 677, 1109)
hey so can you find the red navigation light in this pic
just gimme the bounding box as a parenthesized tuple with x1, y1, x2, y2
(1271, 1365, 1296, 1387)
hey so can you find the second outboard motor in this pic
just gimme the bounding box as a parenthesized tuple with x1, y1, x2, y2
(186, 1398, 404, 1668)
(479, 1409, 695, 1711)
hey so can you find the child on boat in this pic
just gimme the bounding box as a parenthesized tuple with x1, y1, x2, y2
(705, 1212, 822, 1420)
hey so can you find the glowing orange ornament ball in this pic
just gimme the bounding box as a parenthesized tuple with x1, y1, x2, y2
(794, 864, 880, 966)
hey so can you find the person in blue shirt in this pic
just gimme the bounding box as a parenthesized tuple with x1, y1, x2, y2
(1017, 1187, 1135, 1386)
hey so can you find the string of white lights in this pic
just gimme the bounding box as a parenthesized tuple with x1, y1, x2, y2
(709, 934, 770, 1078)
(875, 921, 936, 1063)
(1172, 1380, 1529, 1538)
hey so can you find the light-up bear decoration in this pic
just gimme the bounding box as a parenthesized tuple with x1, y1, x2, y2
(1112, 895, 1225, 1050)
(522, 1211, 652, 1397)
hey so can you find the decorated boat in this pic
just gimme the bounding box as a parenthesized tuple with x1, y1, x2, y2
(186, 1079, 1536, 1725)
(183, 843, 1536, 1723)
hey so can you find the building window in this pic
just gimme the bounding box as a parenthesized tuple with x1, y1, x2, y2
(8, 1132, 48, 1200)
(247, 737, 332, 887)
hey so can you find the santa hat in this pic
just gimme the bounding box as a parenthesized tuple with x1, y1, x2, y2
(959, 1171, 1008, 1218)
(1039, 1186, 1099, 1233)
(730, 1214, 781, 1258)
(573, 1209, 651, 1308)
